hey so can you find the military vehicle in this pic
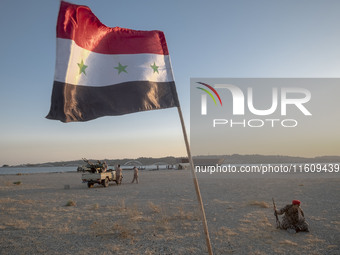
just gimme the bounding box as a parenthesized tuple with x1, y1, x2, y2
(82, 171, 118, 188)
(79, 158, 120, 188)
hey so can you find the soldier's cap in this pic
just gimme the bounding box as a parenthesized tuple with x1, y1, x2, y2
(292, 200, 301, 205)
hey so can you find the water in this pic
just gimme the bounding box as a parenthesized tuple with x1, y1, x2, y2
(0, 166, 76, 175)
(2, 163, 337, 178)
(0, 164, 174, 175)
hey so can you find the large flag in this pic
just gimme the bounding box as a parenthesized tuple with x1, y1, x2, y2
(46, 1, 179, 122)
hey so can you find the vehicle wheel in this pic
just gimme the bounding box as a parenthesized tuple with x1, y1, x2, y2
(87, 182, 94, 188)
(103, 177, 109, 187)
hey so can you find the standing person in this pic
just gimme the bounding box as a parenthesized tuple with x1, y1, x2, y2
(102, 161, 108, 172)
(275, 200, 309, 233)
(131, 166, 139, 184)
(116, 164, 122, 185)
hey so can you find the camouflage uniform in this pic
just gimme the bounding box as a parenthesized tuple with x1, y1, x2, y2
(103, 162, 108, 172)
(276, 204, 309, 232)
(116, 166, 122, 185)
(131, 167, 139, 184)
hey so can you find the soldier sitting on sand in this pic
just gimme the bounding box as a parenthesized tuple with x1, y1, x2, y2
(275, 200, 309, 233)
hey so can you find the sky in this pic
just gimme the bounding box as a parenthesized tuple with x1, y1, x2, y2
(1, 0, 340, 166)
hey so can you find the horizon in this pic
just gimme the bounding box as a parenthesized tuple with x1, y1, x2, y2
(3, 153, 340, 167)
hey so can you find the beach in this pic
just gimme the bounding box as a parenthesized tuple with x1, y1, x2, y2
(0, 170, 339, 254)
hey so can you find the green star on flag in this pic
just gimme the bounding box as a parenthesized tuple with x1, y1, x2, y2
(150, 62, 159, 73)
(114, 62, 128, 74)
(77, 59, 88, 75)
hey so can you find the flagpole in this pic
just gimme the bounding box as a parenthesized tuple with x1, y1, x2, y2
(177, 106, 213, 255)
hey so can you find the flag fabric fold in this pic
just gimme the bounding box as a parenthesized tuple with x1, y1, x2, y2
(46, 1, 179, 122)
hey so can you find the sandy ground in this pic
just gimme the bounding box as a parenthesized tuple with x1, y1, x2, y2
(0, 169, 339, 255)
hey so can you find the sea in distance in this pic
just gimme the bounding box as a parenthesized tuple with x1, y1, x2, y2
(0, 165, 172, 175)
(1, 163, 338, 179)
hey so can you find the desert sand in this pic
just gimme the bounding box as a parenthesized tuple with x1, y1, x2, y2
(0, 169, 339, 254)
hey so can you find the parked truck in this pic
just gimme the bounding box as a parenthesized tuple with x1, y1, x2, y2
(82, 170, 118, 188)
(79, 158, 121, 188)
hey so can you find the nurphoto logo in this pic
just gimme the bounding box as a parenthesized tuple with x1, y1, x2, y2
(195, 80, 312, 128)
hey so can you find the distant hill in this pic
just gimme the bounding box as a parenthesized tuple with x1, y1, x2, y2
(5, 156, 181, 168)
(3, 155, 340, 168)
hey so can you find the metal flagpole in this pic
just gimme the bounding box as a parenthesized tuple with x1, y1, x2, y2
(177, 106, 213, 255)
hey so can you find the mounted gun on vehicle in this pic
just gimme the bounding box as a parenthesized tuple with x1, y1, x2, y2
(78, 158, 118, 188)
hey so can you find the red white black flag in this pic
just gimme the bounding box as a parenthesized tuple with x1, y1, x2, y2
(47, 1, 179, 122)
